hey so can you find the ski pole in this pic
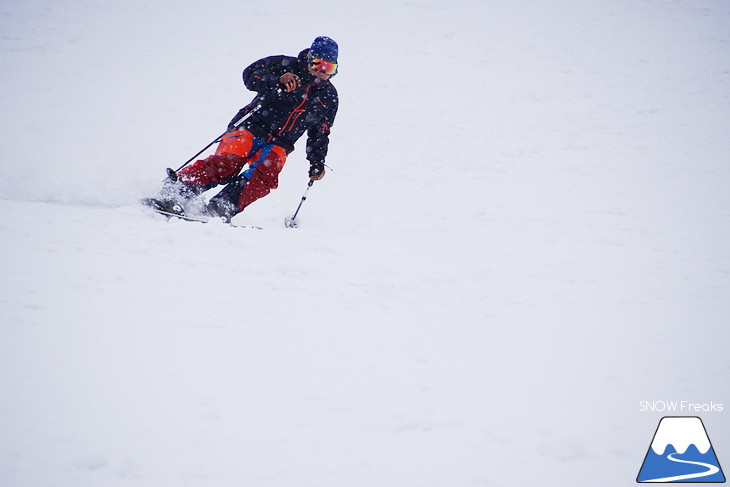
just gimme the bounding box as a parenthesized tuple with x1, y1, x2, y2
(284, 180, 315, 228)
(168, 95, 263, 177)
(171, 131, 226, 174)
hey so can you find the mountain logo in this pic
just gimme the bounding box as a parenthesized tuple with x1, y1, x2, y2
(637, 416, 725, 483)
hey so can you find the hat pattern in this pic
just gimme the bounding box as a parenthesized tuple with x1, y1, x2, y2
(310, 36, 338, 63)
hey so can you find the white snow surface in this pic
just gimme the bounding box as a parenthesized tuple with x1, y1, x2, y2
(2, 0, 730, 486)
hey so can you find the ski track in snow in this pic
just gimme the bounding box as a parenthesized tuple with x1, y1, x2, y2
(1, 0, 730, 486)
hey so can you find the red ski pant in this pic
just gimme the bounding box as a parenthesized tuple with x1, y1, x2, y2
(177, 129, 287, 212)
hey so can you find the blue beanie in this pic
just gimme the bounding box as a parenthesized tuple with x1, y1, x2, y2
(310, 36, 338, 63)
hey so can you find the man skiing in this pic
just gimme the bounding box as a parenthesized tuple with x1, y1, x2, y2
(145, 36, 339, 221)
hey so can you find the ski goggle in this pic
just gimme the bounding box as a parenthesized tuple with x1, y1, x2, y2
(309, 57, 338, 76)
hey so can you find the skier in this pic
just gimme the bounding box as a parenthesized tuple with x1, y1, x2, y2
(144, 36, 339, 221)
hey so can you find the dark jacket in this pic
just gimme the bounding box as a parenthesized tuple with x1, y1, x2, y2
(239, 49, 338, 165)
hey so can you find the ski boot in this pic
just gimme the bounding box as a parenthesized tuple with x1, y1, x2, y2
(141, 168, 207, 217)
(141, 196, 187, 217)
(204, 174, 248, 223)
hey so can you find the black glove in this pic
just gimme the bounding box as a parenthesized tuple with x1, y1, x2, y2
(309, 162, 325, 180)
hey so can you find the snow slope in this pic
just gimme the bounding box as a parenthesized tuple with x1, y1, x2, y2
(2, 0, 729, 486)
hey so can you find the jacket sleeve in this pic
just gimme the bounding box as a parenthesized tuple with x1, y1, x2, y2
(242, 55, 297, 93)
(306, 93, 338, 165)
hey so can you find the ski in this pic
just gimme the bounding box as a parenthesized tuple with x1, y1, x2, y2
(142, 201, 263, 230)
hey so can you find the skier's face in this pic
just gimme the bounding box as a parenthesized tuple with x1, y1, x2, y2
(307, 54, 337, 80)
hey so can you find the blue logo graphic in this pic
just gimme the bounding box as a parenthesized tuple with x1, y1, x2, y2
(637, 416, 725, 483)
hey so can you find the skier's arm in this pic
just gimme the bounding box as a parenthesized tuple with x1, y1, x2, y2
(306, 102, 338, 179)
(306, 122, 331, 165)
(226, 94, 261, 131)
(242, 55, 294, 93)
